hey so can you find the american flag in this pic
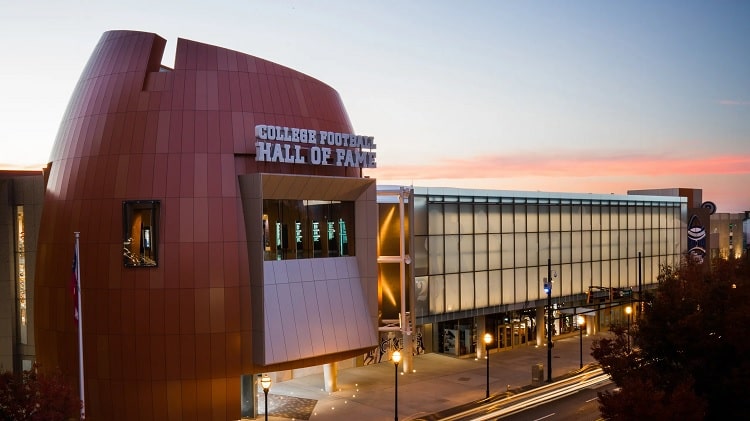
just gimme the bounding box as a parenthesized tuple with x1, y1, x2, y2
(71, 251, 79, 322)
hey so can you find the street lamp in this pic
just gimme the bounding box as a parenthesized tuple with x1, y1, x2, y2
(483, 333, 493, 398)
(544, 258, 554, 382)
(260, 374, 271, 421)
(393, 350, 401, 421)
(625, 306, 632, 352)
(577, 315, 585, 369)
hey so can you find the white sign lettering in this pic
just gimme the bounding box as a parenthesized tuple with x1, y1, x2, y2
(254, 125, 376, 168)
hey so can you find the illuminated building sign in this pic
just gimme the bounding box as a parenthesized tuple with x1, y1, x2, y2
(339, 219, 348, 254)
(295, 221, 303, 245)
(687, 214, 706, 263)
(312, 221, 321, 243)
(275, 222, 283, 259)
(327, 221, 336, 241)
(255, 125, 376, 168)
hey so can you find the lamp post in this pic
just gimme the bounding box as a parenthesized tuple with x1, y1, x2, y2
(483, 333, 492, 398)
(545, 258, 553, 383)
(625, 306, 632, 352)
(577, 315, 585, 369)
(260, 374, 271, 421)
(393, 350, 401, 421)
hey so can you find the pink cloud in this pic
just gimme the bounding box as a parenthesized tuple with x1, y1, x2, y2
(718, 99, 750, 106)
(367, 154, 750, 181)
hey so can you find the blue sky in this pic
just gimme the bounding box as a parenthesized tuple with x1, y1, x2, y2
(1, 1, 748, 211)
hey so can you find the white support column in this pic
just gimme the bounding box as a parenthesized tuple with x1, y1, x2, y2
(402, 332, 413, 373)
(398, 187, 413, 374)
(536, 306, 545, 346)
(323, 362, 337, 393)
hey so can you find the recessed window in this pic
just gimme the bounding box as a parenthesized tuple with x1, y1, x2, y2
(123, 200, 159, 267)
(262, 199, 354, 261)
(15, 206, 27, 344)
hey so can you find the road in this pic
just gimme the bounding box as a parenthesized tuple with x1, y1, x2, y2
(434, 368, 612, 421)
(499, 381, 614, 421)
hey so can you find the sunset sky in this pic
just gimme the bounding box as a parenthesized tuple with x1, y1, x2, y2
(2, 1, 748, 212)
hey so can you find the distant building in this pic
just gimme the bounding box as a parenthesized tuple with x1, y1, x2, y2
(628, 188, 716, 263)
(378, 186, 685, 359)
(0, 171, 44, 373)
(710, 212, 748, 259)
(626, 188, 747, 261)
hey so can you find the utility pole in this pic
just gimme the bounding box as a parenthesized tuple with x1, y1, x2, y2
(546, 258, 553, 383)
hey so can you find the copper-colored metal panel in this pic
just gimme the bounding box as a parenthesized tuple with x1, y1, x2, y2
(193, 198, 209, 242)
(194, 288, 210, 333)
(165, 378, 182, 419)
(180, 379, 197, 420)
(194, 333, 212, 379)
(193, 242, 210, 288)
(164, 334, 181, 379)
(211, 378, 227, 420)
(35, 29, 371, 419)
(151, 381, 168, 419)
(224, 287, 241, 331)
(149, 335, 166, 380)
(194, 379, 212, 419)
(210, 333, 227, 376)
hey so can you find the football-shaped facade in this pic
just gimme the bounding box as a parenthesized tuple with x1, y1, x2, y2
(35, 30, 377, 420)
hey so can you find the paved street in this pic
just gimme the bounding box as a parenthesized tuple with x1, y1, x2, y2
(254, 332, 603, 421)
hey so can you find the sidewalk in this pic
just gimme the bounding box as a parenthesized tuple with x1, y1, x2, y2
(257, 333, 601, 421)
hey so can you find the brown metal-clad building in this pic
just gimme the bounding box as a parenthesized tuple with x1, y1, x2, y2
(34, 30, 378, 420)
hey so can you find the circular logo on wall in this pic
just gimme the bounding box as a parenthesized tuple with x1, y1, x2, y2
(701, 201, 717, 215)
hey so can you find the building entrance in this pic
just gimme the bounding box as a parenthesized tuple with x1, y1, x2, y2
(497, 321, 528, 349)
(437, 317, 475, 357)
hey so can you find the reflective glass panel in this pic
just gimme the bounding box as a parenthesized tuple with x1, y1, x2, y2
(460, 234, 474, 272)
(501, 205, 514, 233)
(488, 204, 501, 233)
(459, 204, 474, 234)
(475, 271, 489, 308)
(475, 204, 488, 233)
(445, 274, 460, 312)
(428, 203, 444, 235)
(460, 272, 475, 310)
(429, 275, 445, 314)
(489, 234, 501, 270)
(428, 236, 444, 275)
(445, 235, 460, 273)
(489, 270, 502, 305)
(445, 204, 459, 235)
(475, 234, 488, 271)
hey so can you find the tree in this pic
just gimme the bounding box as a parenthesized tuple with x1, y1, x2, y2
(0, 363, 80, 421)
(591, 253, 750, 420)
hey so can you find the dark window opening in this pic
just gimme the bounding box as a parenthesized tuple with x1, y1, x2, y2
(123, 200, 160, 267)
(263, 199, 355, 261)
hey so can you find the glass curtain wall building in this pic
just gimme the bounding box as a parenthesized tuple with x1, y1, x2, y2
(378, 186, 686, 357)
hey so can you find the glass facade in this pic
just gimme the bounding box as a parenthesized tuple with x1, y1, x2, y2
(262, 199, 355, 261)
(410, 190, 685, 319)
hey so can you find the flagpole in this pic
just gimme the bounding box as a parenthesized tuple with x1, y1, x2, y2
(75, 232, 86, 420)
